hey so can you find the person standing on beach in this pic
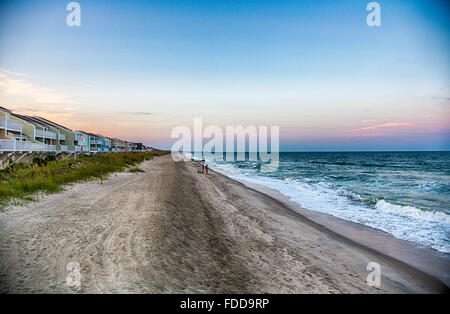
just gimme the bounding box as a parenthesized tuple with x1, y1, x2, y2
(205, 165, 209, 175)
(201, 164, 205, 174)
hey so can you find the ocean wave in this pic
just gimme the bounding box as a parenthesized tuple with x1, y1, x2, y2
(209, 161, 450, 253)
(337, 189, 364, 202)
(375, 200, 450, 224)
(359, 163, 387, 167)
(307, 160, 387, 167)
(419, 182, 450, 193)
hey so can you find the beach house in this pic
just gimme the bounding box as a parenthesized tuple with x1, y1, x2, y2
(33, 117, 76, 152)
(135, 143, 144, 151)
(2, 106, 155, 155)
(75, 132, 126, 153)
(81, 132, 108, 153)
(93, 134, 111, 152)
(1, 106, 27, 151)
(109, 137, 118, 152)
(127, 141, 138, 152)
(109, 138, 129, 152)
(103, 136, 113, 152)
(143, 145, 153, 152)
(0, 106, 23, 140)
(74, 131, 90, 152)
(11, 114, 58, 151)
(0, 106, 50, 152)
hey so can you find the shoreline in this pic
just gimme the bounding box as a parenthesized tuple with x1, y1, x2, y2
(0, 155, 447, 293)
(209, 165, 450, 288)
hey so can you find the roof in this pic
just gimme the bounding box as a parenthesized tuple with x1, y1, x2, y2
(1, 108, 142, 147)
(93, 133, 109, 140)
(0, 106, 12, 113)
(34, 116, 73, 131)
(26, 115, 59, 131)
(75, 131, 99, 139)
(76, 131, 107, 139)
(10, 113, 48, 128)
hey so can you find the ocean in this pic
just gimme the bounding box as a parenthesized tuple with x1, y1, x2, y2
(201, 152, 450, 254)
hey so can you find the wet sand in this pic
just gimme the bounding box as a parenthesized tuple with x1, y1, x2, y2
(0, 155, 447, 293)
(222, 172, 450, 288)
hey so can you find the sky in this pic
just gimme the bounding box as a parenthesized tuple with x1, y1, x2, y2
(0, 0, 449, 151)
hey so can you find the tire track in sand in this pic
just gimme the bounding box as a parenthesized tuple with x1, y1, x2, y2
(0, 156, 255, 293)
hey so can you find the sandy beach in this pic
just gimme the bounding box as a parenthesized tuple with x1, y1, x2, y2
(0, 155, 447, 293)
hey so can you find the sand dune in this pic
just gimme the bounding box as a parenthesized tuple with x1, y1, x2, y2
(0, 155, 446, 293)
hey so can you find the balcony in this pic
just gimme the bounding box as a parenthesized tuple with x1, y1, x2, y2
(59, 133, 66, 141)
(35, 129, 57, 139)
(75, 145, 90, 152)
(45, 145, 57, 151)
(0, 139, 46, 152)
(0, 117, 23, 132)
(60, 145, 68, 151)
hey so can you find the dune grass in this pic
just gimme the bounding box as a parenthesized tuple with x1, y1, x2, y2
(129, 166, 145, 173)
(0, 151, 168, 208)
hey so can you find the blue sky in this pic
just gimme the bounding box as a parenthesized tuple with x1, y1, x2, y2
(0, 0, 449, 150)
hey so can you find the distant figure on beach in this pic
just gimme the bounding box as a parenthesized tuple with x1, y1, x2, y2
(205, 165, 209, 174)
(201, 164, 205, 174)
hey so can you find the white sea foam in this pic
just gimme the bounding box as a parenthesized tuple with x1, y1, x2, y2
(375, 200, 450, 224)
(209, 161, 450, 254)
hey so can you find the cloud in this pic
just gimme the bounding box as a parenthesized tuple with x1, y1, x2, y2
(0, 68, 30, 78)
(15, 104, 79, 114)
(126, 112, 154, 115)
(356, 122, 413, 131)
(362, 119, 375, 123)
(0, 70, 77, 104)
(343, 122, 414, 137)
(431, 95, 450, 101)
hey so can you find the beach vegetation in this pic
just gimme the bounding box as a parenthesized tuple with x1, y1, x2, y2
(0, 151, 168, 209)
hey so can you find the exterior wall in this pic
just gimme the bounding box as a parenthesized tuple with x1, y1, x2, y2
(92, 135, 109, 152)
(43, 124, 59, 147)
(110, 138, 127, 152)
(95, 136, 108, 152)
(76, 132, 111, 153)
(65, 130, 76, 151)
(0, 112, 52, 152)
(89, 135, 98, 151)
(54, 128, 75, 151)
(104, 138, 112, 151)
(0, 110, 7, 139)
(115, 139, 129, 151)
(32, 117, 76, 151)
(127, 142, 141, 151)
(7, 115, 35, 142)
(75, 131, 90, 152)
